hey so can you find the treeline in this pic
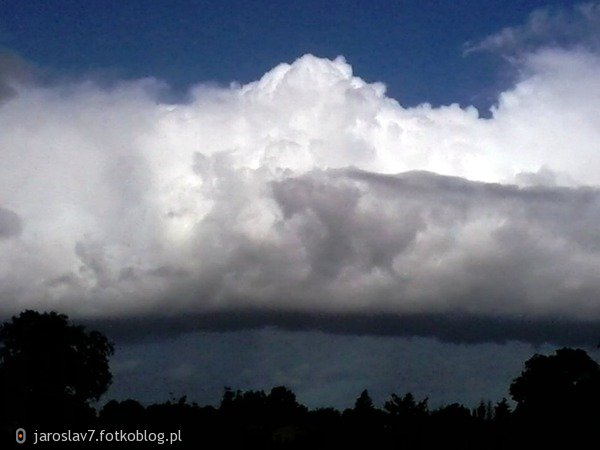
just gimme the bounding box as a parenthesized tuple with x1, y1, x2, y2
(8, 360, 600, 449)
(91, 378, 594, 449)
(1, 311, 600, 449)
(94, 388, 511, 449)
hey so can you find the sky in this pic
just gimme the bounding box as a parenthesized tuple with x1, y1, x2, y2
(2, 1, 600, 409)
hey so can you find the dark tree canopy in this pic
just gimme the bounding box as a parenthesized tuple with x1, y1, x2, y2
(510, 347, 600, 422)
(0, 310, 114, 426)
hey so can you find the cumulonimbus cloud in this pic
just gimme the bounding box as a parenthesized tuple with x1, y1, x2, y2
(1, 46, 600, 343)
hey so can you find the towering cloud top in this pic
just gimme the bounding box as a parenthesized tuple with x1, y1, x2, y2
(1, 48, 600, 343)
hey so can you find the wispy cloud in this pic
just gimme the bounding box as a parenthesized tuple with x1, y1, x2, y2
(464, 2, 600, 56)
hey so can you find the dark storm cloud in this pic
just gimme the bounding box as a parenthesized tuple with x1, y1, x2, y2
(85, 309, 600, 348)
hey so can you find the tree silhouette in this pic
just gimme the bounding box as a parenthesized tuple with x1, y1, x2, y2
(0, 310, 114, 428)
(384, 393, 429, 448)
(493, 398, 511, 423)
(384, 392, 429, 419)
(99, 398, 146, 426)
(353, 389, 375, 414)
(510, 347, 600, 422)
(266, 386, 307, 424)
(509, 347, 600, 447)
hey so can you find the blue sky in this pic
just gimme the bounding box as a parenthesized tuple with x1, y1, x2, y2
(0, 0, 580, 109)
(2, 1, 600, 409)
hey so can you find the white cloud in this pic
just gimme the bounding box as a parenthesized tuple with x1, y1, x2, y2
(1, 49, 600, 327)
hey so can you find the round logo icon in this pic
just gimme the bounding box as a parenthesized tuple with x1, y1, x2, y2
(16, 428, 26, 444)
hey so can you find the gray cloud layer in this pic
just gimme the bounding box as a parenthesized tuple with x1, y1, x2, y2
(1, 33, 600, 344)
(269, 169, 600, 319)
